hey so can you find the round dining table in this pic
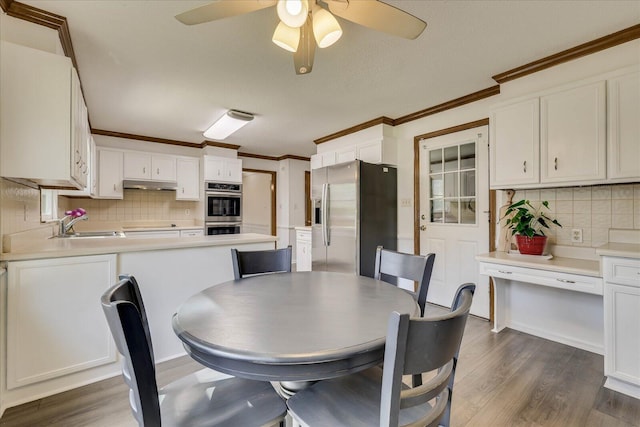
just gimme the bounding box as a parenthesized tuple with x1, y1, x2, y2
(172, 271, 418, 396)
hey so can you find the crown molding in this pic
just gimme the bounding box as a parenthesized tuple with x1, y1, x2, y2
(493, 24, 640, 84)
(1, 0, 78, 70)
(394, 86, 499, 126)
(92, 129, 202, 148)
(201, 140, 242, 150)
(238, 152, 311, 162)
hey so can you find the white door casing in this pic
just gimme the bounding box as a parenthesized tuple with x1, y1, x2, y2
(418, 126, 490, 318)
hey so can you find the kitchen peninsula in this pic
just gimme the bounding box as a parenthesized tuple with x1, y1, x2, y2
(0, 232, 276, 416)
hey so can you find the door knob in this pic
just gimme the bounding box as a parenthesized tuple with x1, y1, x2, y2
(420, 225, 426, 231)
(421, 214, 426, 220)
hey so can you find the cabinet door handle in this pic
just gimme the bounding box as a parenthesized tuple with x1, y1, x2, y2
(498, 270, 512, 274)
(157, 168, 160, 175)
(557, 278, 575, 284)
(554, 157, 558, 171)
(182, 187, 185, 193)
(113, 184, 117, 191)
(523, 160, 526, 173)
(143, 167, 146, 174)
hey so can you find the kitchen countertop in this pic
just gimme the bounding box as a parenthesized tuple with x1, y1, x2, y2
(595, 242, 640, 259)
(476, 251, 601, 277)
(0, 233, 277, 262)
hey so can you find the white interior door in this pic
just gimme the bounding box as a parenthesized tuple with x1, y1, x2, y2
(419, 126, 490, 318)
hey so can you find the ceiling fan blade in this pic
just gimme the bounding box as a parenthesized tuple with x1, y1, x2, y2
(327, 0, 426, 40)
(293, 16, 316, 75)
(175, 0, 276, 25)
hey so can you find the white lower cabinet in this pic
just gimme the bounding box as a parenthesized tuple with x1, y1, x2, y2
(5, 255, 117, 390)
(180, 229, 204, 237)
(296, 228, 312, 272)
(603, 256, 640, 398)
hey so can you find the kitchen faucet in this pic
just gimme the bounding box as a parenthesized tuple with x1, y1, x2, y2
(58, 208, 88, 236)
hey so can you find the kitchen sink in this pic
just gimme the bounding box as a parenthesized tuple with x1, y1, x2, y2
(51, 231, 126, 239)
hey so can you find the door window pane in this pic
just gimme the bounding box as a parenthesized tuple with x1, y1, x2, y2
(430, 176, 443, 197)
(444, 172, 458, 198)
(460, 171, 476, 197)
(429, 149, 442, 173)
(427, 141, 477, 225)
(444, 200, 458, 223)
(460, 199, 476, 224)
(460, 143, 476, 169)
(444, 146, 458, 172)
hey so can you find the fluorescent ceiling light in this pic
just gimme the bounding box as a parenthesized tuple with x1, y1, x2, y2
(312, 8, 342, 48)
(204, 110, 254, 140)
(277, 0, 308, 28)
(272, 21, 300, 52)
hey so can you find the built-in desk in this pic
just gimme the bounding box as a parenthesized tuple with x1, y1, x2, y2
(477, 251, 604, 354)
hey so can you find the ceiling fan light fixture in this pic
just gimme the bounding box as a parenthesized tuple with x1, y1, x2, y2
(277, 0, 308, 28)
(204, 110, 254, 140)
(272, 21, 300, 52)
(312, 8, 342, 48)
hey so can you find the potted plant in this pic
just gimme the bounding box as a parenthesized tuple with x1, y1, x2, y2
(502, 199, 562, 255)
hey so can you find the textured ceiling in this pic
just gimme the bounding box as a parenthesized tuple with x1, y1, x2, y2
(21, 0, 640, 157)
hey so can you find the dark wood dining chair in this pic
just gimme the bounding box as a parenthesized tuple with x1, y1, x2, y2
(101, 274, 287, 427)
(374, 245, 436, 317)
(287, 283, 475, 427)
(231, 245, 292, 279)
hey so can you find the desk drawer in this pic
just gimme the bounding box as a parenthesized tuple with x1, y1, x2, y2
(480, 262, 603, 295)
(603, 257, 640, 287)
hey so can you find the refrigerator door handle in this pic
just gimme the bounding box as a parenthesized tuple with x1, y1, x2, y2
(322, 183, 330, 246)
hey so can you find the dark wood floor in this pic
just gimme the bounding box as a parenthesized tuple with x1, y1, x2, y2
(1, 311, 639, 427)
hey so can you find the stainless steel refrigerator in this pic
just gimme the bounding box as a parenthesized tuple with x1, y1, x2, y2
(312, 160, 397, 277)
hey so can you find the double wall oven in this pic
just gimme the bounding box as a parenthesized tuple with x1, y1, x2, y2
(205, 182, 242, 235)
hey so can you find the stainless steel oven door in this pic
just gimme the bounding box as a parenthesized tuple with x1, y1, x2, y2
(205, 192, 242, 222)
(206, 223, 241, 235)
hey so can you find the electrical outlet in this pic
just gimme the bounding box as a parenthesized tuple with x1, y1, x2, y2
(184, 209, 190, 216)
(571, 228, 583, 243)
(400, 198, 412, 207)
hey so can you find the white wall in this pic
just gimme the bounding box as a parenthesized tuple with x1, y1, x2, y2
(0, 14, 63, 54)
(242, 172, 272, 235)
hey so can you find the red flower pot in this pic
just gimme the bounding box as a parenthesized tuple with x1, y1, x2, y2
(515, 235, 547, 255)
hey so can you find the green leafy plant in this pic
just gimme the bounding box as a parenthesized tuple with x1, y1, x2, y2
(502, 199, 562, 237)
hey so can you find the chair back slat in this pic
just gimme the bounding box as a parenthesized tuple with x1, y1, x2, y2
(101, 275, 161, 426)
(231, 246, 292, 279)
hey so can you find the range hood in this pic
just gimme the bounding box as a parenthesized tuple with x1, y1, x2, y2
(122, 180, 178, 191)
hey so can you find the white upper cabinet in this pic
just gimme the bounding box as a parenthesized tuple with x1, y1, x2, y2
(490, 98, 541, 188)
(540, 81, 606, 184)
(489, 70, 635, 189)
(0, 41, 90, 189)
(311, 139, 397, 170)
(123, 152, 176, 181)
(607, 70, 640, 181)
(204, 156, 242, 183)
(176, 157, 200, 200)
(95, 148, 123, 199)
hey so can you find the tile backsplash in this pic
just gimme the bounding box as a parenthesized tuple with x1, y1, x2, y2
(505, 183, 640, 248)
(0, 179, 41, 238)
(58, 189, 202, 225)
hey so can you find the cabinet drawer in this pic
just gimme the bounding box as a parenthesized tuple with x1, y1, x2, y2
(296, 230, 311, 243)
(480, 262, 603, 295)
(603, 257, 640, 287)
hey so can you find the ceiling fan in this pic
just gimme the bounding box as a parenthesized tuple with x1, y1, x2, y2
(175, 0, 427, 75)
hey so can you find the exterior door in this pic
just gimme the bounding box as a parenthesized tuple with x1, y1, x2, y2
(418, 126, 490, 318)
